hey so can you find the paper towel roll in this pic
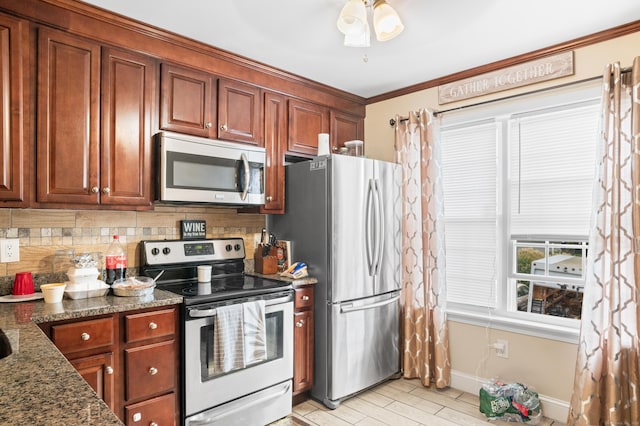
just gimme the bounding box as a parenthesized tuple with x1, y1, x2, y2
(317, 133, 330, 156)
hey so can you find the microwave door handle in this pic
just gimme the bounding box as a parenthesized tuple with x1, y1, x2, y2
(240, 153, 250, 201)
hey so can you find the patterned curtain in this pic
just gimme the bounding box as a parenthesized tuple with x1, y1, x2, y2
(394, 109, 451, 387)
(568, 59, 640, 425)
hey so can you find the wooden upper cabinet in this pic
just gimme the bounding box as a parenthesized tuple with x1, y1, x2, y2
(330, 110, 364, 153)
(36, 27, 101, 205)
(160, 63, 216, 138)
(218, 78, 262, 145)
(261, 91, 286, 213)
(100, 47, 155, 207)
(0, 13, 27, 205)
(287, 98, 329, 157)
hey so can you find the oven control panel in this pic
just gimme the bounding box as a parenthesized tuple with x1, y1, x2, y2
(141, 238, 245, 265)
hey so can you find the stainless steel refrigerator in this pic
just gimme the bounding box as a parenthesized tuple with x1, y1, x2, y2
(268, 154, 401, 409)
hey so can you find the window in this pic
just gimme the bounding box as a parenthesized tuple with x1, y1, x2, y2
(439, 81, 600, 338)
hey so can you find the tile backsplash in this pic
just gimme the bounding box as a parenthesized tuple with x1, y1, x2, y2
(0, 205, 265, 294)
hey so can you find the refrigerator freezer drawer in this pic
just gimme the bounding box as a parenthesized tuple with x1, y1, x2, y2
(328, 292, 400, 402)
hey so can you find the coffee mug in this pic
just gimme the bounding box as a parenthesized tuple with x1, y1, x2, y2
(12, 272, 34, 296)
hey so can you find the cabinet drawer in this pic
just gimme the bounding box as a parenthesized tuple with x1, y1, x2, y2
(125, 308, 176, 343)
(51, 317, 114, 354)
(124, 392, 175, 426)
(125, 340, 175, 401)
(294, 286, 314, 310)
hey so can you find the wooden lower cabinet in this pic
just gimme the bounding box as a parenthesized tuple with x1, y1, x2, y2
(39, 305, 180, 424)
(70, 352, 116, 411)
(293, 285, 314, 396)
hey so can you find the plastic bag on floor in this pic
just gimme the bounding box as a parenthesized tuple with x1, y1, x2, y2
(479, 378, 541, 424)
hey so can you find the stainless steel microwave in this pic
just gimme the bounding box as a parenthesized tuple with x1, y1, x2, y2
(157, 131, 265, 205)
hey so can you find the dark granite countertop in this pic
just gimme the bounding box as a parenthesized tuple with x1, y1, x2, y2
(0, 289, 182, 426)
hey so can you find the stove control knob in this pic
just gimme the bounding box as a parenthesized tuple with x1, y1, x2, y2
(151, 248, 159, 256)
(225, 244, 232, 252)
(234, 244, 241, 251)
(162, 247, 171, 255)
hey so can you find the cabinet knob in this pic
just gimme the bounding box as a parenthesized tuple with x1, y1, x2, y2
(148, 322, 158, 330)
(81, 332, 90, 341)
(105, 366, 114, 375)
(150, 423, 158, 426)
(205, 122, 213, 128)
(295, 320, 304, 328)
(220, 124, 228, 131)
(266, 196, 273, 202)
(148, 367, 158, 376)
(102, 187, 110, 194)
(302, 295, 310, 301)
(91, 186, 99, 193)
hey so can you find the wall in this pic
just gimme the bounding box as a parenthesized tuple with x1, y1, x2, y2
(0, 205, 265, 292)
(363, 30, 640, 417)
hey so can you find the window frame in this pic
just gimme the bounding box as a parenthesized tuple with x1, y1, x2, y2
(439, 80, 601, 343)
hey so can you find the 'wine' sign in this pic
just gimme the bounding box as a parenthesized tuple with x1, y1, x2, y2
(181, 220, 206, 239)
(438, 51, 574, 104)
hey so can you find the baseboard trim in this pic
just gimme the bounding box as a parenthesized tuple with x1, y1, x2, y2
(450, 369, 569, 422)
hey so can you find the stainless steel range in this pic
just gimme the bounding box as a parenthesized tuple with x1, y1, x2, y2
(140, 238, 294, 426)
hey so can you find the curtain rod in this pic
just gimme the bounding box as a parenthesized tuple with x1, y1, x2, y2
(388, 71, 625, 127)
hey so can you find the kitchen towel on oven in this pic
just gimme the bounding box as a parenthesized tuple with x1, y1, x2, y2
(213, 304, 246, 373)
(242, 300, 267, 365)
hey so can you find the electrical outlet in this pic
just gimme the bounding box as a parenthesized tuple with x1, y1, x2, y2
(494, 339, 509, 358)
(0, 238, 20, 262)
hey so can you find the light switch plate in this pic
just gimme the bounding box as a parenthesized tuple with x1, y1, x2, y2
(0, 238, 20, 262)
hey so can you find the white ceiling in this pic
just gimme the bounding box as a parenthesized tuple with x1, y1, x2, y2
(81, 0, 640, 99)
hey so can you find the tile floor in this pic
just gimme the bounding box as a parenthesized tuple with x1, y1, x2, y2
(276, 378, 566, 426)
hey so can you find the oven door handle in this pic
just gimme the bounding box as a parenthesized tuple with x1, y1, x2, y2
(240, 152, 250, 201)
(188, 294, 293, 318)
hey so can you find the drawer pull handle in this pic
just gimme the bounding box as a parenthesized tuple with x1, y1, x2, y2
(150, 422, 158, 426)
(302, 295, 310, 301)
(149, 367, 158, 376)
(148, 322, 158, 330)
(220, 124, 228, 131)
(295, 320, 304, 328)
(105, 366, 113, 375)
(266, 196, 273, 202)
(81, 333, 90, 341)
(205, 122, 212, 129)
(91, 186, 99, 193)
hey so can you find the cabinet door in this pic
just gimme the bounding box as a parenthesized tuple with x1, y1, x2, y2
(288, 98, 329, 157)
(293, 309, 314, 393)
(101, 47, 155, 207)
(218, 78, 262, 145)
(261, 91, 286, 213)
(70, 352, 116, 411)
(37, 27, 101, 204)
(160, 63, 216, 138)
(0, 13, 27, 204)
(330, 110, 364, 153)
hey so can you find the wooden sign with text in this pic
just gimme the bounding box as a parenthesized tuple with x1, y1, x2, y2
(438, 51, 574, 104)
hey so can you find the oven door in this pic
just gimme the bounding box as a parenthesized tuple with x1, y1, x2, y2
(183, 291, 293, 418)
(158, 132, 265, 205)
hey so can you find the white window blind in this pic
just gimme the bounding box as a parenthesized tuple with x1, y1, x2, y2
(509, 103, 599, 238)
(441, 122, 498, 308)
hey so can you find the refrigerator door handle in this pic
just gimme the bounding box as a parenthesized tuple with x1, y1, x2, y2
(373, 179, 385, 276)
(340, 295, 400, 313)
(365, 179, 375, 276)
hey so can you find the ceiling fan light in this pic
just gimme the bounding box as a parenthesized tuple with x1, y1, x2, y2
(344, 21, 370, 47)
(337, 0, 367, 36)
(373, 0, 404, 41)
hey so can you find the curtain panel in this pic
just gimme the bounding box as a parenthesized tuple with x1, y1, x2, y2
(394, 109, 451, 387)
(568, 59, 640, 425)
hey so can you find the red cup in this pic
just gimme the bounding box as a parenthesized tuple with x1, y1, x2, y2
(12, 272, 34, 296)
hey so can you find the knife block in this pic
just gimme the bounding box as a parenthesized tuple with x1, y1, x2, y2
(254, 245, 278, 275)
